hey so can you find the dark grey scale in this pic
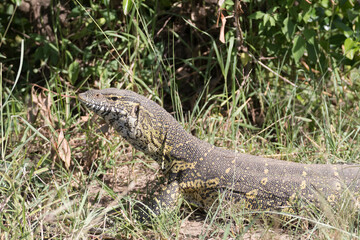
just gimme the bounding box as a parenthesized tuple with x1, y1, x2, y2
(107, 116, 119, 125)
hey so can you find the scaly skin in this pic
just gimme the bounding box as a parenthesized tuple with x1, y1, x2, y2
(79, 88, 360, 217)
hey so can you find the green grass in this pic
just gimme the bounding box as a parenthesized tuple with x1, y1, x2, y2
(1, 0, 360, 239)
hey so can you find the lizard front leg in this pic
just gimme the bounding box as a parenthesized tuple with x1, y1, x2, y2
(136, 180, 181, 222)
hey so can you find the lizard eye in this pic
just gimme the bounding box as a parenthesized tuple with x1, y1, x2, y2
(110, 97, 119, 101)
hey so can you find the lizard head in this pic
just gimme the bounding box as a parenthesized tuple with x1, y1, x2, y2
(78, 88, 141, 124)
(78, 88, 174, 161)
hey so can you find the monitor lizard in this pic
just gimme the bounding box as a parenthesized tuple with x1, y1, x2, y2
(78, 88, 360, 219)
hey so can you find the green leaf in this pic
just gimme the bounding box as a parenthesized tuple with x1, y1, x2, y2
(306, 43, 317, 63)
(248, 11, 265, 20)
(282, 17, 295, 41)
(334, 19, 353, 38)
(303, 29, 316, 44)
(68, 60, 80, 85)
(240, 52, 251, 66)
(295, 116, 312, 122)
(263, 13, 270, 26)
(345, 49, 355, 60)
(344, 38, 355, 52)
(344, 38, 359, 60)
(269, 15, 276, 26)
(302, 5, 315, 23)
(12, 0, 22, 6)
(292, 35, 306, 63)
(123, 0, 133, 15)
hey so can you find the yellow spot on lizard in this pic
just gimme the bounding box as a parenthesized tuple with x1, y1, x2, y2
(246, 189, 258, 199)
(300, 180, 307, 190)
(327, 194, 336, 202)
(261, 178, 268, 185)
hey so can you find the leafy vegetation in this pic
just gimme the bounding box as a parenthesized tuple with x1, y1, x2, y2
(1, 0, 360, 238)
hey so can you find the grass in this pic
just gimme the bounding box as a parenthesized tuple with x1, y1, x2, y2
(1, 0, 360, 239)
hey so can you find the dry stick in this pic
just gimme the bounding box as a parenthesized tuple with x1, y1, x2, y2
(249, 53, 297, 87)
(234, 0, 243, 49)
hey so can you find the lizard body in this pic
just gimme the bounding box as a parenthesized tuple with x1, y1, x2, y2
(79, 88, 360, 217)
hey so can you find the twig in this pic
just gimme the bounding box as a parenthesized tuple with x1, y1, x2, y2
(249, 53, 297, 87)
